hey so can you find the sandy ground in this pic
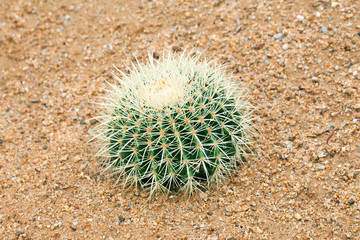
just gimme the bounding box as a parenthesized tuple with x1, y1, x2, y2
(1, 0, 360, 239)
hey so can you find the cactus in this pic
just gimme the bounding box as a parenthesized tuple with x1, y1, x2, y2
(91, 51, 253, 196)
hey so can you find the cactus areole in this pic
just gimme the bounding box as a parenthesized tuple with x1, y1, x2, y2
(92, 52, 253, 196)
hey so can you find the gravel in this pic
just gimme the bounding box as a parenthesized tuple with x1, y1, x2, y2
(0, 0, 359, 239)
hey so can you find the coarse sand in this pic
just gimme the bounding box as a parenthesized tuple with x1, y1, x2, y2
(0, 0, 359, 239)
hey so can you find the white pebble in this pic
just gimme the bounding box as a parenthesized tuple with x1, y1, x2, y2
(321, 26, 328, 34)
(65, 14, 71, 21)
(273, 33, 282, 40)
(296, 15, 304, 21)
(294, 213, 302, 220)
(317, 165, 325, 170)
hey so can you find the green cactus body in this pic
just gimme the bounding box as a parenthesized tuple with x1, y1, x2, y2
(92, 52, 253, 195)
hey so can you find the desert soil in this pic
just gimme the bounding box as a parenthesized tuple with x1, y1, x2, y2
(1, 0, 360, 239)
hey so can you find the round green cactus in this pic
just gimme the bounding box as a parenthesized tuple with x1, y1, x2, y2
(91, 52, 253, 196)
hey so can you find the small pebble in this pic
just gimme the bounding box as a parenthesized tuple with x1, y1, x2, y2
(331, 2, 339, 7)
(199, 192, 208, 199)
(354, 104, 360, 111)
(265, 60, 270, 65)
(282, 44, 289, 50)
(315, 12, 321, 17)
(316, 59, 322, 64)
(119, 216, 125, 223)
(273, 33, 282, 40)
(54, 221, 62, 227)
(42, 144, 47, 150)
(65, 14, 71, 21)
(15, 230, 25, 236)
(321, 26, 328, 34)
(344, 88, 353, 95)
(296, 15, 304, 21)
(140, 192, 149, 198)
(317, 165, 325, 170)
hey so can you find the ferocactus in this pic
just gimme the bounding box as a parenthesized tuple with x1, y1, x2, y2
(91, 51, 254, 196)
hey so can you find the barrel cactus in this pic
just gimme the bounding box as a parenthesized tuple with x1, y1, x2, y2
(91, 51, 253, 196)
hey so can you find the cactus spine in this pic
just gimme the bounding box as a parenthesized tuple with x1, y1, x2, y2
(92, 51, 253, 196)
